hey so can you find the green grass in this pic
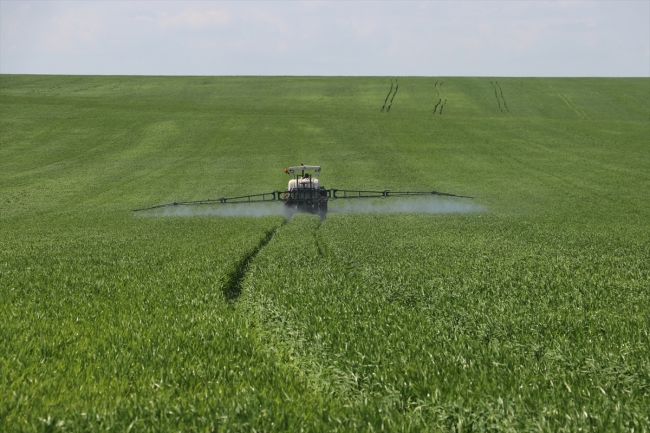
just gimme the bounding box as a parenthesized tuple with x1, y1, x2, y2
(1, 75, 649, 431)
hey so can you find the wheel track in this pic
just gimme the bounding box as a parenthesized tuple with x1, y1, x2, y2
(314, 219, 325, 258)
(490, 81, 503, 112)
(380, 78, 399, 113)
(381, 80, 394, 112)
(438, 82, 448, 114)
(495, 81, 510, 113)
(386, 79, 398, 112)
(236, 217, 373, 408)
(490, 80, 510, 114)
(433, 81, 442, 114)
(549, 83, 586, 119)
(223, 221, 286, 301)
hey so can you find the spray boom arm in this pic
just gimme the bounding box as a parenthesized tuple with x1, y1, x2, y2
(329, 189, 473, 199)
(133, 164, 472, 212)
(133, 188, 472, 212)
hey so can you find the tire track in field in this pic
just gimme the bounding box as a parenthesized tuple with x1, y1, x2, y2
(496, 81, 510, 113)
(237, 218, 386, 409)
(223, 221, 286, 301)
(386, 79, 399, 112)
(314, 220, 325, 258)
(381, 78, 399, 113)
(433, 81, 442, 114)
(433, 81, 447, 114)
(490, 81, 503, 112)
(490, 80, 511, 114)
(549, 83, 587, 119)
(381, 80, 394, 112)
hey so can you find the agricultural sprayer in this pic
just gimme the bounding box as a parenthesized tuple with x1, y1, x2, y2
(133, 165, 472, 217)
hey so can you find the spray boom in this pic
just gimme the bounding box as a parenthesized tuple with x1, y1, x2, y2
(133, 165, 472, 216)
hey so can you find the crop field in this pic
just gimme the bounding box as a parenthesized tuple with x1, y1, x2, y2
(1, 75, 649, 431)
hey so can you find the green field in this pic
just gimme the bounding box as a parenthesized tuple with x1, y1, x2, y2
(1, 75, 649, 431)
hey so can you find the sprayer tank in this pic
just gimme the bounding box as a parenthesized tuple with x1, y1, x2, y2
(288, 178, 320, 190)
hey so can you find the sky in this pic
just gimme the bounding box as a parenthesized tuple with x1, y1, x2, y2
(1, 0, 648, 77)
